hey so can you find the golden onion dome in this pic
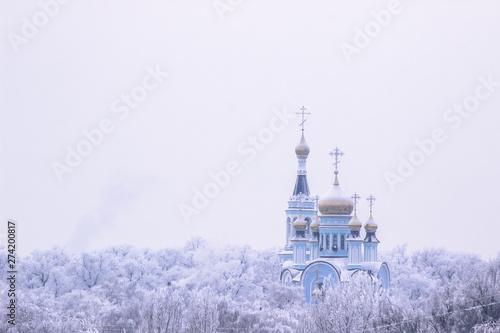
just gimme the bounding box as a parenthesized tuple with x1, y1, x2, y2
(364, 215, 378, 233)
(348, 213, 362, 231)
(293, 214, 308, 230)
(295, 133, 310, 157)
(318, 171, 354, 215)
(310, 215, 321, 232)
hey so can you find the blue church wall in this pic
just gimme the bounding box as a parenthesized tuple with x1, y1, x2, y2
(292, 242, 307, 269)
(281, 269, 294, 287)
(301, 262, 341, 303)
(377, 262, 390, 290)
(278, 252, 293, 266)
(319, 231, 350, 257)
(319, 215, 351, 226)
(286, 209, 315, 246)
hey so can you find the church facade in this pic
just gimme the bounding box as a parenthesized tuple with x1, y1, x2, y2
(279, 108, 390, 303)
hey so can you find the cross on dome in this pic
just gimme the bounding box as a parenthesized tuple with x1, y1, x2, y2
(296, 106, 311, 132)
(351, 192, 361, 213)
(367, 194, 377, 215)
(329, 147, 344, 171)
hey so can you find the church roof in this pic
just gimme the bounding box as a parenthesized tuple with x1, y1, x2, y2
(293, 175, 310, 197)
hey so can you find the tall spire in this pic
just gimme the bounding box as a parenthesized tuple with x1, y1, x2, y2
(348, 192, 362, 234)
(364, 194, 380, 262)
(364, 194, 379, 235)
(347, 192, 363, 269)
(294, 106, 311, 158)
(293, 106, 311, 197)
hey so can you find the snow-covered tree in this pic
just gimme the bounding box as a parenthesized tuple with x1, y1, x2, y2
(7, 242, 500, 332)
(139, 287, 183, 333)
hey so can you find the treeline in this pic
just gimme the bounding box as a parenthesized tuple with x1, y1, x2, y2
(1, 240, 500, 332)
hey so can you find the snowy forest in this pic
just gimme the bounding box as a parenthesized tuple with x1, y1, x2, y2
(1, 239, 500, 333)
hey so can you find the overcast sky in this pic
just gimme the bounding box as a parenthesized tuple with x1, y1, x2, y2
(1, 0, 500, 258)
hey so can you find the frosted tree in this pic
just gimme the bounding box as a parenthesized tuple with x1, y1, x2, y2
(7, 241, 500, 332)
(311, 272, 380, 333)
(73, 251, 109, 289)
(185, 287, 220, 333)
(19, 247, 69, 290)
(139, 287, 183, 333)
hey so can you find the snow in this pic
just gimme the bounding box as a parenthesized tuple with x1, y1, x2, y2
(2, 243, 500, 332)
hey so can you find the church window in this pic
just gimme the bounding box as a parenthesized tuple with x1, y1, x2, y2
(320, 234, 324, 251)
(326, 234, 330, 250)
(341, 235, 345, 250)
(333, 234, 338, 251)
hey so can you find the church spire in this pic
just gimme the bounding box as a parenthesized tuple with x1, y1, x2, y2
(347, 192, 364, 270)
(348, 192, 362, 237)
(364, 194, 380, 262)
(293, 106, 311, 197)
(364, 195, 379, 233)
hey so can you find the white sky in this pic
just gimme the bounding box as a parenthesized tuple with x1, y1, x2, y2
(1, 0, 500, 258)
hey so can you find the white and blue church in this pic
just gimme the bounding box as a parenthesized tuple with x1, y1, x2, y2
(279, 107, 390, 303)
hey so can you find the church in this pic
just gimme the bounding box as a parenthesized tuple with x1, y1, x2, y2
(278, 107, 390, 303)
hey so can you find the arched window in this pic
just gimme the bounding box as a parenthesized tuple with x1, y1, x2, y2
(326, 234, 330, 250)
(333, 234, 338, 251)
(320, 234, 324, 251)
(341, 234, 345, 250)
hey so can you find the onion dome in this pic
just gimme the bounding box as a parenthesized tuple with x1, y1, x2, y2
(310, 215, 320, 232)
(348, 213, 362, 231)
(295, 133, 310, 157)
(318, 171, 354, 215)
(364, 215, 378, 233)
(293, 213, 307, 230)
